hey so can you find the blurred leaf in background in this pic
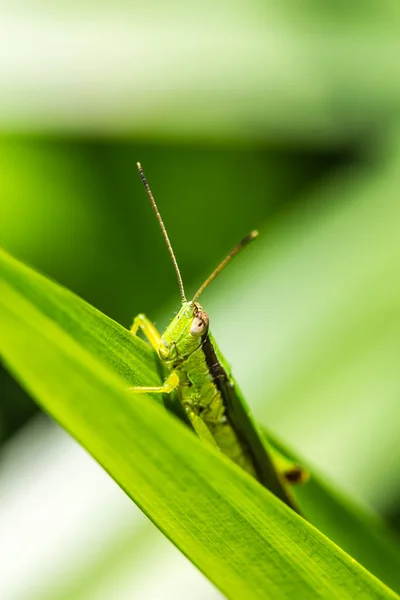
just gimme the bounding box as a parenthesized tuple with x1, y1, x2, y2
(1, 0, 400, 598)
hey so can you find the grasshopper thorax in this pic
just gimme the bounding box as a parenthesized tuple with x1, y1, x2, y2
(159, 302, 209, 364)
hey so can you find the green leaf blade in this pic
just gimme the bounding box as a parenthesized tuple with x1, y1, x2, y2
(0, 248, 398, 600)
(267, 433, 400, 594)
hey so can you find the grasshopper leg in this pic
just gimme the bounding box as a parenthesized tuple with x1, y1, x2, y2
(129, 314, 179, 393)
(269, 444, 309, 485)
(282, 465, 309, 485)
(128, 371, 180, 394)
(130, 313, 161, 352)
(185, 408, 219, 449)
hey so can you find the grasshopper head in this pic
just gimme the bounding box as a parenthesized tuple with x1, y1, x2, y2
(158, 302, 209, 365)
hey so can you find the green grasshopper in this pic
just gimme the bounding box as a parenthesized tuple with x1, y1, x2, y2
(129, 163, 305, 512)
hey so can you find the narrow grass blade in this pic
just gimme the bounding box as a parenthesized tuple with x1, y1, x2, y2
(0, 249, 397, 600)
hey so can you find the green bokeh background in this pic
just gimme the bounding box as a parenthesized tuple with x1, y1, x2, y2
(1, 2, 400, 597)
(0, 140, 352, 445)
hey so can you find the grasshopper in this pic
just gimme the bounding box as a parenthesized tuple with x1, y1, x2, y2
(129, 163, 305, 512)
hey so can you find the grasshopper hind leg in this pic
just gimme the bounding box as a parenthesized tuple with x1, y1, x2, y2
(269, 443, 309, 486)
(282, 465, 309, 485)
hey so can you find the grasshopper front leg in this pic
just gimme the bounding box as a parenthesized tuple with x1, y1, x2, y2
(128, 371, 180, 394)
(130, 313, 162, 352)
(129, 313, 180, 394)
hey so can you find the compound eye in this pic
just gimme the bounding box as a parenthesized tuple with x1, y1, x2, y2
(190, 314, 209, 336)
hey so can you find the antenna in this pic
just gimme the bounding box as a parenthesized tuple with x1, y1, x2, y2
(192, 230, 258, 302)
(137, 162, 187, 304)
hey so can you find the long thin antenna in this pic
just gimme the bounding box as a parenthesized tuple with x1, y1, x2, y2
(192, 230, 259, 302)
(137, 162, 187, 304)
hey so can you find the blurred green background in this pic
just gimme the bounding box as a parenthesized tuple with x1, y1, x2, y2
(1, 2, 400, 598)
